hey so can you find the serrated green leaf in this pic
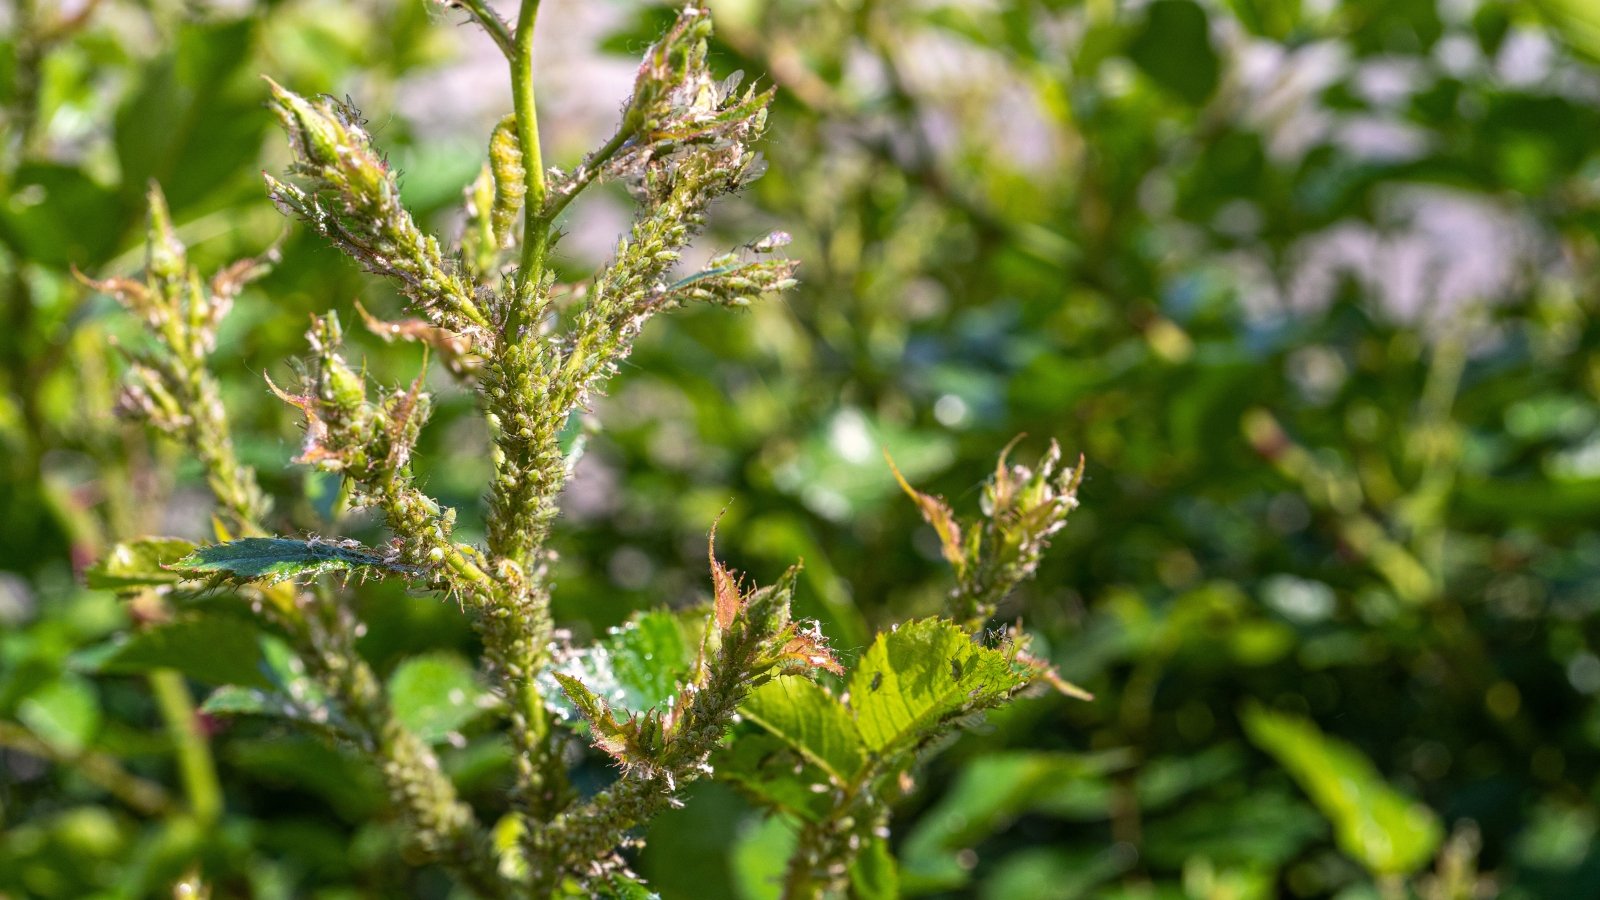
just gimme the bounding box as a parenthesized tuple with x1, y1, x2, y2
(847, 619, 1025, 756)
(71, 615, 271, 689)
(170, 537, 419, 584)
(18, 674, 101, 755)
(1242, 704, 1443, 876)
(86, 538, 197, 590)
(742, 675, 864, 784)
(539, 609, 700, 723)
(386, 652, 491, 744)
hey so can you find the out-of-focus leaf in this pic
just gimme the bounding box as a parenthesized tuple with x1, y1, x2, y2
(977, 846, 1135, 900)
(385, 651, 491, 744)
(0, 163, 124, 267)
(849, 835, 900, 900)
(900, 751, 1135, 892)
(170, 537, 419, 585)
(17, 674, 101, 755)
(1242, 704, 1442, 876)
(226, 735, 383, 821)
(730, 812, 798, 900)
(1538, 0, 1600, 63)
(70, 614, 271, 689)
(114, 18, 267, 213)
(1141, 789, 1325, 869)
(1128, 0, 1220, 106)
(85, 538, 197, 590)
(714, 731, 834, 823)
(538, 608, 700, 722)
(200, 636, 342, 733)
(771, 408, 954, 521)
(741, 675, 863, 784)
(847, 619, 1026, 756)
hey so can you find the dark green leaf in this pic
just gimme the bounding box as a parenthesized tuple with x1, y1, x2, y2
(170, 537, 420, 584)
(71, 614, 271, 689)
(1128, 0, 1220, 105)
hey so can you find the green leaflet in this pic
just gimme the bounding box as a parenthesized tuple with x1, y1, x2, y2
(386, 652, 493, 744)
(170, 537, 420, 584)
(1242, 704, 1443, 876)
(847, 619, 1025, 755)
(71, 614, 272, 689)
(741, 675, 864, 785)
(86, 537, 197, 590)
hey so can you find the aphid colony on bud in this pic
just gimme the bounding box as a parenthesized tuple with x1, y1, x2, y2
(89, 4, 1086, 898)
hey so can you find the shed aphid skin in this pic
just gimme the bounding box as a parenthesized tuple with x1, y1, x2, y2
(88, 4, 1083, 897)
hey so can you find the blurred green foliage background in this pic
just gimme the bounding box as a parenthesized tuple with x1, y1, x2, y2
(5, 0, 1600, 897)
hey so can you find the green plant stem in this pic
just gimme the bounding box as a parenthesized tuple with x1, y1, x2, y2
(149, 667, 222, 825)
(512, 0, 548, 284)
(539, 125, 634, 227)
(457, 0, 514, 58)
(302, 593, 508, 896)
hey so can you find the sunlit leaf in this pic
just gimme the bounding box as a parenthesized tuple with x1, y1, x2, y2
(741, 675, 864, 784)
(847, 619, 1025, 756)
(1242, 704, 1443, 876)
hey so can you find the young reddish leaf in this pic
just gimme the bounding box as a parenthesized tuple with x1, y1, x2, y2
(885, 450, 966, 573)
(709, 530, 741, 632)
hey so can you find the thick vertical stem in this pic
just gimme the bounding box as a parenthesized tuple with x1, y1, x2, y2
(149, 669, 223, 825)
(512, 0, 548, 286)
